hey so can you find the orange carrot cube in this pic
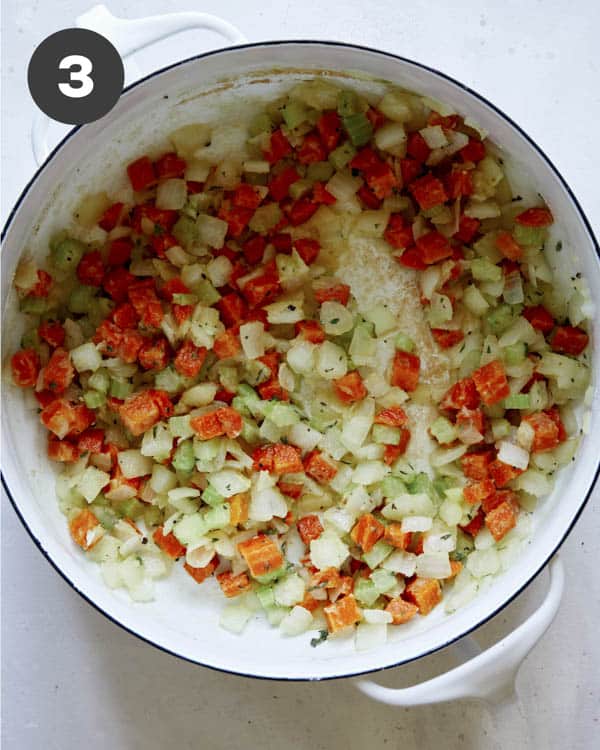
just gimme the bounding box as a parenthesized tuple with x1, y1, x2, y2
(383, 523, 412, 549)
(403, 578, 442, 615)
(303, 451, 338, 483)
(153, 526, 186, 559)
(471, 360, 510, 406)
(385, 597, 419, 625)
(69, 509, 103, 551)
(391, 350, 420, 391)
(463, 478, 495, 505)
(184, 555, 218, 584)
(350, 513, 385, 553)
(238, 534, 284, 578)
(297, 514, 324, 545)
(217, 571, 252, 597)
(485, 500, 518, 541)
(228, 493, 249, 526)
(324, 594, 362, 633)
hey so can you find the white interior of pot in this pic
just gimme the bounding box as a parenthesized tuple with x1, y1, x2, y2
(2, 43, 598, 679)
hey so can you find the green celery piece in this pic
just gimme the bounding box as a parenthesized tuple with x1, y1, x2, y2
(337, 90, 361, 117)
(19, 296, 49, 315)
(394, 332, 415, 352)
(256, 585, 276, 609)
(83, 390, 106, 409)
(503, 393, 531, 409)
(343, 113, 373, 147)
(88, 368, 110, 394)
(429, 416, 457, 445)
(68, 285, 97, 314)
(362, 541, 393, 569)
(248, 112, 272, 137)
(109, 378, 133, 399)
(354, 577, 380, 607)
(21, 329, 41, 350)
(381, 475, 407, 498)
(255, 564, 287, 585)
(172, 440, 195, 474)
(328, 142, 357, 170)
(486, 303, 515, 334)
(372, 424, 402, 445)
(306, 161, 334, 182)
(202, 483, 224, 507)
(502, 342, 527, 366)
(282, 100, 309, 129)
(370, 568, 397, 595)
(51, 238, 85, 271)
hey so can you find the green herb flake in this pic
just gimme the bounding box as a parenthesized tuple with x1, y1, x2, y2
(310, 630, 329, 647)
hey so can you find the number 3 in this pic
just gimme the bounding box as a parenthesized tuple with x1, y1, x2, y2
(58, 55, 94, 98)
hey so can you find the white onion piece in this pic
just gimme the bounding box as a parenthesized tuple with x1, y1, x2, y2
(497, 440, 529, 470)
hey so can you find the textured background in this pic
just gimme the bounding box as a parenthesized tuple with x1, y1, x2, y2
(1, 1, 599, 748)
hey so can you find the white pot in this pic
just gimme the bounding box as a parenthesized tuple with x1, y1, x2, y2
(2, 6, 599, 697)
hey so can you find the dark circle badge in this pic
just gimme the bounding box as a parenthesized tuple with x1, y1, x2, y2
(28, 28, 124, 125)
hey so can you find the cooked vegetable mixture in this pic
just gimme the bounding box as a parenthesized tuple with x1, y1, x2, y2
(10, 79, 591, 649)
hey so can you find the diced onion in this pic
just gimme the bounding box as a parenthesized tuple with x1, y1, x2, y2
(497, 440, 529, 470)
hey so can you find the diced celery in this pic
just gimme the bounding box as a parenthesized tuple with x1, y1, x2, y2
(289, 179, 313, 200)
(306, 161, 334, 182)
(83, 389, 106, 409)
(19, 296, 49, 315)
(264, 401, 301, 428)
(202, 484, 224, 507)
(337, 89, 361, 116)
(172, 215, 198, 248)
(282, 100, 309, 129)
(51, 238, 85, 271)
(93, 505, 118, 530)
(328, 142, 357, 170)
(109, 378, 133, 399)
(362, 540, 393, 569)
(241, 418, 261, 444)
(172, 293, 198, 306)
(349, 322, 377, 365)
(364, 303, 396, 336)
(256, 584, 276, 609)
(68, 285, 97, 314)
(372, 424, 402, 445)
(471, 258, 502, 282)
(513, 224, 546, 248)
(381, 475, 407, 498)
(370, 568, 397, 594)
(502, 341, 527, 366)
(21, 328, 40, 350)
(255, 563, 287, 585)
(393, 331, 415, 352)
(154, 366, 184, 394)
(88, 368, 110, 394)
(430, 416, 458, 445)
(172, 440, 195, 473)
(248, 111, 273, 137)
(343, 113, 373, 147)
(202, 503, 231, 532)
(117, 497, 144, 520)
(194, 279, 221, 306)
(169, 415, 194, 439)
(503, 393, 530, 410)
(354, 577, 380, 607)
(486, 303, 516, 334)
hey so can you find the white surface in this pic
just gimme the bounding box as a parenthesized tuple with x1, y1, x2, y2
(1, 0, 599, 746)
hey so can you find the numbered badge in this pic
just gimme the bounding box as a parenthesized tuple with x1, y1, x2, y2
(28, 28, 124, 125)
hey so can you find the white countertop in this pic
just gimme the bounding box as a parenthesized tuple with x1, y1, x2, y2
(2, 1, 599, 747)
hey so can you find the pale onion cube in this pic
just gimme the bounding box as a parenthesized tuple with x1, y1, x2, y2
(196, 214, 228, 248)
(352, 461, 390, 486)
(374, 122, 406, 155)
(438, 498, 463, 526)
(117, 449, 154, 479)
(280, 605, 313, 636)
(355, 622, 387, 652)
(310, 529, 350, 570)
(401, 515, 433, 533)
(326, 171, 362, 201)
(320, 301, 354, 335)
(185, 544, 215, 569)
(382, 550, 417, 576)
(382, 493, 435, 520)
(210, 469, 251, 498)
(239, 321, 266, 359)
(172, 513, 206, 546)
(286, 340, 316, 374)
(322, 506, 354, 534)
(77, 467, 110, 503)
(420, 125, 448, 149)
(415, 553, 451, 579)
(497, 440, 530, 470)
(156, 178, 187, 210)
(274, 573, 306, 607)
(265, 295, 305, 324)
(288, 422, 323, 452)
(70, 342, 102, 373)
(316, 341, 348, 380)
(363, 609, 393, 625)
(207, 255, 232, 288)
(181, 382, 218, 407)
(150, 465, 177, 494)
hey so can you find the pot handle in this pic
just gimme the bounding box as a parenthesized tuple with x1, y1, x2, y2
(354, 556, 564, 706)
(31, 4, 247, 165)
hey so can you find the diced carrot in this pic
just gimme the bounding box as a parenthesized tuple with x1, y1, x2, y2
(238, 534, 284, 578)
(295, 319, 325, 343)
(384, 214, 414, 250)
(415, 231, 453, 265)
(551, 326, 589, 356)
(460, 139, 486, 163)
(403, 578, 442, 615)
(288, 198, 319, 226)
(446, 169, 473, 199)
(11, 348, 40, 388)
(454, 215, 481, 243)
(391, 350, 420, 392)
(48, 437, 80, 463)
(304, 450, 338, 483)
(485, 500, 518, 541)
(173, 340, 206, 378)
(300, 594, 321, 613)
(257, 377, 289, 402)
(191, 407, 243, 440)
(127, 156, 156, 191)
(242, 235, 266, 265)
(263, 129, 292, 164)
(324, 594, 362, 633)
(333, 371, 368, 403)
(383, 431, 411, 465)
(42, 348, 74, 394)
(316, 110, 342, 151)
(463, 478, 495, 505)
(297, 515, 324, 545)
(431, 328, 464, 349)
(460, 508, 485, 537)
(409, 174, 448, 210)
(515, 207, 553, 227)
(351, 513, 385, 553)
(217, 571, 252, 598)
(277, 480, 304, 500)
(455, 406, 485, 443)
(488, 460, 523, 488)
(297, 132, 327, 164)
(445, 560, 463, 579)
(213, 329, 241, 360)
(312, 183, 336, 206)
(232, 183, 263, 210)
(471, 360, 510, 406)
(395, 246, 428, 270)
(545, 405, 567, 442)
(184, 556, 219, 584)
(460, 449, 494, 480)
(69, 509, 103, 550)
(107, 237, 133, 266)
(386, 598, 419, 625)
(228, 493, 249, 526)
(523, 305, 555, 334)
(155, 152, 186, 179)
(119, 391, 162, 436)
(383, 523, 412, 549)
(253, 443, 304, 474)
(374, 406, 408, 427)
(153, 526, 186, 559)
(407, 132, 431, 162)
(314, 283, 351, 306)
(41, 399, 95, 439)
(240, 264, 281, 307)
(269, 166, 300, 201)
(217, 293, 248, 328)
(521, 411, 561, 452)
(364, 162, 397, 199)
(294, 238, 321, 265)
(98, 202, 124, 231)
(495, 231, 523, 260)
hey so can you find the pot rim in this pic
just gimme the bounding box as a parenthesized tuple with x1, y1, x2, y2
(2, 39, 599, 682)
